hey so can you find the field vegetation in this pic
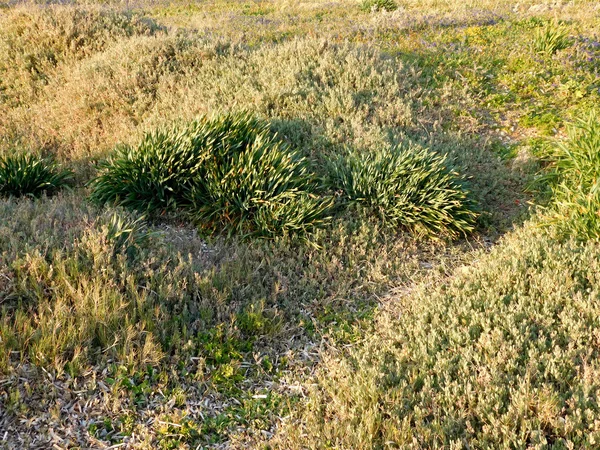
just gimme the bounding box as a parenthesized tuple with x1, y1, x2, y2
(1, 0, 599, 448)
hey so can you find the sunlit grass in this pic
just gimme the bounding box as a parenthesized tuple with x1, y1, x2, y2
(327, 142, 476, 238)
(0, 0, 599, 447)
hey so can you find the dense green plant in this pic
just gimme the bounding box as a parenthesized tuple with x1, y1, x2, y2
(360, 0, 398, 12)
(90, 113, 331, 238)
(327, 143, 476, 238)
(0, 153, 73, 198)
(533, 21, 570, 55)
(89, 113, 267, 214)
(541, 111, 600, 238)
(185, 132, 332, 238)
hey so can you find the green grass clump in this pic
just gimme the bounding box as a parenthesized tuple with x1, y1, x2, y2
(533, 21, 570, 55)
(0, 153, 73, 198)
(103, 209, 156, 259)
(90, 113, 331, 238)
(541, 111, 600, 239)
(185, 133, 331, 238)
(327, 143, 476, 239)
(360, 0, 398, 12)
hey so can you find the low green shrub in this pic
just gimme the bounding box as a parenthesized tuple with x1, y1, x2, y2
(541, 111, 600, 239)
(360, 0, 398, 12)
(274, 227, 600, 448)
(326, 143, 476, 239)
(90, 113, 331, 238)
(0, 153, 73, 198)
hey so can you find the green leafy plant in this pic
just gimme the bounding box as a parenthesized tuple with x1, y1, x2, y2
(0, 153, 73, 198)
(326, 143, 476, 239)
(90, 113, 332, 238)
(89, 113, 269, 214)
(540, 111, 600, 238)
(185, 132, 332, 238)
(360, 0, 398, 12)
(533, 21, 570, 55)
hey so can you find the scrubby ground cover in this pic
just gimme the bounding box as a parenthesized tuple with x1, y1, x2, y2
(0, 0, 599, 448)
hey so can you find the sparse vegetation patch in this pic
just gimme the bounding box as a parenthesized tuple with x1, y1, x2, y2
(0, 7, 163, 105)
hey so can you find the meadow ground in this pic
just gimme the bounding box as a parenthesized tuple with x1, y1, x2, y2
(0, 0, 600, 448)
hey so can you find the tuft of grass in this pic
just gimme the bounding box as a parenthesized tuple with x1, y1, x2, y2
(185, 132, 332, 239)
(533, 21, 570, 55)
(540, 111, 600, 239)
(90, 113, 332, 238)
(0, 153, 73, 198)
(327, 143, 477, 239)
(89, 113, 270, 214)
(360, 0, 398, 12)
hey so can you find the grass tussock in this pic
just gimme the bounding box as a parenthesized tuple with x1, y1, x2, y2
(361, 0, 399, 12)
(541, 111, 600, 239)
(327, 143, 476, 238)
(104, 209, 156, 258)
(0, 153, 73, 198)
(533, 21, 571, 55)
(90, 113, 332, 238)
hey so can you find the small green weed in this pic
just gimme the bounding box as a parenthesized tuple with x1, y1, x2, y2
(360, 0, 398, 12)
(533, 21, 570, 55)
